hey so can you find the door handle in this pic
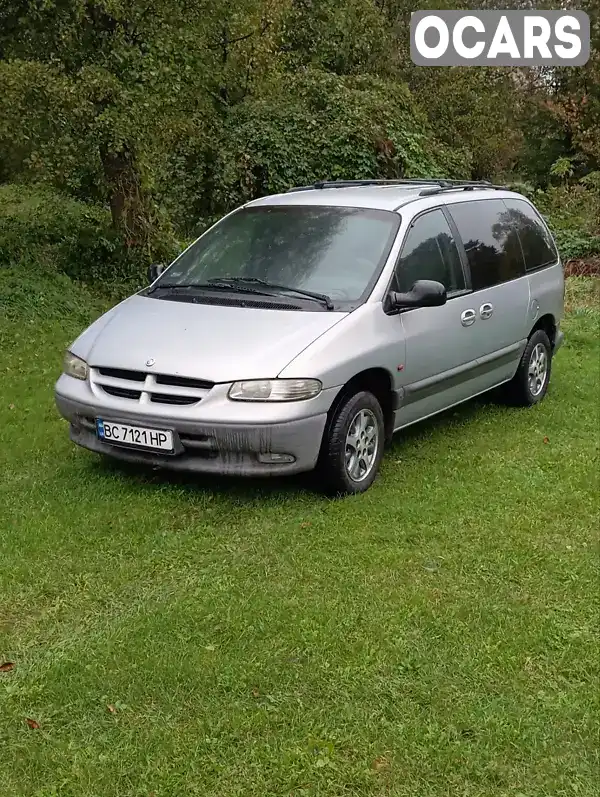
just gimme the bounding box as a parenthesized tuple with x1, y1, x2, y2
(461, 309, 476, 327)
(480, 302, 493, 319)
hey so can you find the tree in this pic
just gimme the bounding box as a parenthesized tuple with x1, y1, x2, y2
(0, 0, 279, 253)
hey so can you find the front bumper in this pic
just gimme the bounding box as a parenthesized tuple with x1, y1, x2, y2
(55, 391, 328, 477)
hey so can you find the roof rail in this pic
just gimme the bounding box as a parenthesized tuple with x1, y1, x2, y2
(418, 182, 508, 197)
(284, 178, 510, 194)
(285, 178, 489, 193)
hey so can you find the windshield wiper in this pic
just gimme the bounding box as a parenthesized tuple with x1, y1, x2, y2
(147, 281, 270, 297)
(209, 277, 334, 310)
(148, 277, 334, 309)
(147, 282, 199, 295)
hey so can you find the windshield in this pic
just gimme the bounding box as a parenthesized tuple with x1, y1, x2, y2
(154, 205, 400, 306)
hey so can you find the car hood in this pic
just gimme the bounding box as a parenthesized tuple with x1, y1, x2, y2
(74, 294, 348, 382)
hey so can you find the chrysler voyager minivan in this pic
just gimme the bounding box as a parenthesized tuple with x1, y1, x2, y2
(55, 179, 565, 494)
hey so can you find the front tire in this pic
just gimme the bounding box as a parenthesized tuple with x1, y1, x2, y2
(506, 329, 553, 406)
(317, 390, 385, 496)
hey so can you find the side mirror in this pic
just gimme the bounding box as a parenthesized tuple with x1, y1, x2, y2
(390, 279, 447, 309)
(148, 263, 166, 283)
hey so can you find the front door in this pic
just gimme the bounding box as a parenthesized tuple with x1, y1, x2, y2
(389, 207, 486, 429)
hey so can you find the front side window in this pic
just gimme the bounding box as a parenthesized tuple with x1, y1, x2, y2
(394, 209, 466, 294)
(447, 199, 526, 291)
(501, 198, 558, 271)
(154, 205, 400, 307)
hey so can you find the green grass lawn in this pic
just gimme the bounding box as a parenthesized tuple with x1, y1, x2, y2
(1, 274, 599, 797)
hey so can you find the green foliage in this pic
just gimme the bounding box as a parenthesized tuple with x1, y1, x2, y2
(0, 0, 597, 271)
(551, 0, 600, 169)
(0, 184, 154, 285)
(552, 229, 600, 262)
(532, 183, 600, 261)
(0, 0, 225, 253)
(580, 171, 600, 192)
(162, 69, 470, 232)
(403, 65, 523, 179)
(550, 156, 576, 184)
(535, 185, 600, 234)
(515, 96, 570, 188)
(504, 180, 537, 200)
(278, 0, 392, 75)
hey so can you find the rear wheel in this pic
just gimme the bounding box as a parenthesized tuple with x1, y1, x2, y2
(505, 329, 552, 406)
(316, 390, 385, 495)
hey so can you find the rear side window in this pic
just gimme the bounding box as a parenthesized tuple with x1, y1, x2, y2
(447, 199, 526, 291)
(394, 208, 466, 294)
(501, 198, 558, 271)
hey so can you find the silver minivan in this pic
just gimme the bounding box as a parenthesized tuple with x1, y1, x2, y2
(55, 179, 565, 494)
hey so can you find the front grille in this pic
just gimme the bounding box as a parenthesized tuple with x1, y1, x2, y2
(155, 374, 213, 390)
(150, 393, 197, 406)
(92, 367, 214, 406)
(98, 367, 145, 382)
(102, 386, 142, 400)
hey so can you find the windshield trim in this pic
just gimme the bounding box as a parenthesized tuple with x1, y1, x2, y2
(149, 204, 402, 312)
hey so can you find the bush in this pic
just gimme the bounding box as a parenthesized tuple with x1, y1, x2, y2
(0, 183, 151, 285)
(158, 70, 471, 234)
(533, 183, 599, 230)
(552, 229, 600, 261)
(218, 71, 470, 199)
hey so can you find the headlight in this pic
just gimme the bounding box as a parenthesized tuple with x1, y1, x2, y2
(228, 378, 322, 402)
(63, 351, 88, 380)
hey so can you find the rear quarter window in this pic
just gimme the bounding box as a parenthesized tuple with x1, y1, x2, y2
(446, 198, 526, 291)
(500, 198, 559, 271)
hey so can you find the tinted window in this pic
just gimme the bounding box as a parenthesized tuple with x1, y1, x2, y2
(501, 198, 558, 270)
(154, 205, 400, 304)
(394, 209, 465, 293)
(448, 199, 526, 291)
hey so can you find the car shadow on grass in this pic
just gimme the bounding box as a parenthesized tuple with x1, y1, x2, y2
(387, 387, 508, 453)
(87, 451, 319, 502)
(85, 388, 505, 501)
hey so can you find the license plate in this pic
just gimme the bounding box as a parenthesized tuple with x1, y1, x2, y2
(96, 419, 174, 452)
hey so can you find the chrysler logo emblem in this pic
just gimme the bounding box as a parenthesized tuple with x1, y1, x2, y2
(146, 358, 155, 367)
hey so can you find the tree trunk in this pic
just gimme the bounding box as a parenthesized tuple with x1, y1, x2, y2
(99, 142, 151, 250)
